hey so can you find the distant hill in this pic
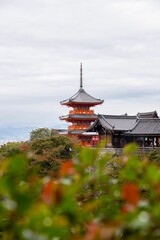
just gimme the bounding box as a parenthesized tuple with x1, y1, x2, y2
(0, 127, 33, 144)
(0, 124, 68, 144)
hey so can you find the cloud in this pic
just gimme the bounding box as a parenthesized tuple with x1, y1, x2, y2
(0, 0, 160, 126)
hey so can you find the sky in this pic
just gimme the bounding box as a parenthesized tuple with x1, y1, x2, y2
(0, 0, 160, 127)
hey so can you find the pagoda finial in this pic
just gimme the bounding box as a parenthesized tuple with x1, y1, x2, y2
(80, 63, 83, 89)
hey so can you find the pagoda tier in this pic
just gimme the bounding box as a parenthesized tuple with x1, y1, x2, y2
(60, 113, 97, 122)
(60, 109, 97, 131)
(59, 64, 103, 143)
(60, 88, 103, 107)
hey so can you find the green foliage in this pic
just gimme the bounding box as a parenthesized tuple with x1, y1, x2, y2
(1, 143, 160, 239)
(30, 128, 51, 141)
(50, 129, 59, 136)
(30, 135, 72, 156)
(124, 142, 139, 155)
(29, 135, 73, 177)
(148, 150, 160, 162)
(0, 142, 26, 159)
(0, 134, 73, 178)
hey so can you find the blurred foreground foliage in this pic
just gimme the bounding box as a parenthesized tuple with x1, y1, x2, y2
(0, 141, 160, 239)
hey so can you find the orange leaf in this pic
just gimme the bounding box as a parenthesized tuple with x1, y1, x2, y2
(42, 181, 63, 205)
(60, 160, 76, 177)
(42, 181, 54, 205)
(122, 183, 139, 206)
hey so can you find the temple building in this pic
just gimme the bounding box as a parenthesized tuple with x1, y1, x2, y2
(87, 111, 160, 148)
(60, 65, 160, 149)
(59, 64, 103, 145)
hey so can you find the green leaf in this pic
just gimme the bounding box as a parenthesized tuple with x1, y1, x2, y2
(8, 154, 27, 176)
(124, 143, 139, 155)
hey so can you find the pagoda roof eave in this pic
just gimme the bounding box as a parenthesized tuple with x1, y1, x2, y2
(60, 100, 103, 106)
(60, 88, 104, 106)
(59, 114, 97, 121)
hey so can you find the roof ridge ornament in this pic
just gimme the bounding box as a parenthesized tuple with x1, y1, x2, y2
(80, 62, 83, 89)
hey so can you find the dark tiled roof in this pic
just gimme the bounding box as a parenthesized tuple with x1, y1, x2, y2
(60, 114, 97, 120)
(60, 88, 103, 106)
(98, 114, 137, 131)
(137, 111, 158, 119)
(87, 111, 160, 135)
(126, 119, 160, 135)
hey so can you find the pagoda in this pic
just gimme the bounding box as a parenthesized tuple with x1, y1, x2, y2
(60, 64, 103, 145)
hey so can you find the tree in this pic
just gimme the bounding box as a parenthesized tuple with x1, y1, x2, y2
(0, 141, 28, 160)
(29, 135, 73, 177)
(50, 129, 59, 136)
(30, 128, 51, 141)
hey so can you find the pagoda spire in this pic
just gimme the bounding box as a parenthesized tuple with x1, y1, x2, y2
(80, 63, 83, 89)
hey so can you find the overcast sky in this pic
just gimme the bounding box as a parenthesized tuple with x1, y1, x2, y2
(0, 0, 160, 127)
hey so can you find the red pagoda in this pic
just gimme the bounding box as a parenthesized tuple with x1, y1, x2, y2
(60, 64, 103, 146)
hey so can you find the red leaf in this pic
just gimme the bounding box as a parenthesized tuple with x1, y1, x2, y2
(60, 160, 76, 177)
(42, 181, 54, 205)
(42, 181, 62, 205)
(122, 183, 139, 206)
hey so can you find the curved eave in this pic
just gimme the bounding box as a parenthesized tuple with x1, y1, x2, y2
(60, 114, 97, 121)
(60, 88, 104, 106)
(60, 100, 103, 107)
(87, 116, 114, 133)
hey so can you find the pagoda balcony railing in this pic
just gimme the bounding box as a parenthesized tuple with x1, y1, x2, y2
(68, 125, 90, 130)
(69, 110, 94, 115)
